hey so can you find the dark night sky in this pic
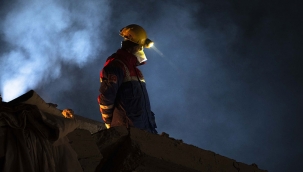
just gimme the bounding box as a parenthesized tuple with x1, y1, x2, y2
(1, 0, 302, 171)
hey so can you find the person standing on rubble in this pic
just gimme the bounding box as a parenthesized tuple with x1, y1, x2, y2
(97, 24, 157, 134)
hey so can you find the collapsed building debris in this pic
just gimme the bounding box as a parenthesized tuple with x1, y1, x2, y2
(0, 90, 267, 171)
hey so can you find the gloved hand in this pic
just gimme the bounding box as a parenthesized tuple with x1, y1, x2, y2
(105, 123, 111, 129)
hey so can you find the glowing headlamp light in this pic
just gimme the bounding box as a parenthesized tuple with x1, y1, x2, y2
(145, 38, 154, 48)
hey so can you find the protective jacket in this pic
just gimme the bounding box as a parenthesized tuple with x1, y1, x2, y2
(98, 49, 157, 133)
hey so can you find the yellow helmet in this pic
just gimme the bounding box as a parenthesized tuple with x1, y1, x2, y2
(119, 24, 154, 48)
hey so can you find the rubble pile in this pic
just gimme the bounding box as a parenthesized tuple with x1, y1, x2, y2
(0, 91, 267, 171)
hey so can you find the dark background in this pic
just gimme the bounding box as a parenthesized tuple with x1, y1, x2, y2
(1, 0, 302, 171)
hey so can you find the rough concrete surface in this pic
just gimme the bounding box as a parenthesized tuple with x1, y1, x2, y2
(1, 107, 267, 172)
(74, 115, 106, 134)
(67, 129, 102, 172)
(88, 126, 267, 172)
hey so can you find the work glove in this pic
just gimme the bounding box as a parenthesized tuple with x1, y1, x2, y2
(105, 123, 111, 129)
(102, 113, 112, 126)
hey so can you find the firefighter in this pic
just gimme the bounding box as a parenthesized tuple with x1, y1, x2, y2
(97, 24, 157, 134)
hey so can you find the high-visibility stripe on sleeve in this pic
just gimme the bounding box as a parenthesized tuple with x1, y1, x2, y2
(102, 113, 112, 124)
(100, 104, 114, 110)
(102, 113, 112, 119)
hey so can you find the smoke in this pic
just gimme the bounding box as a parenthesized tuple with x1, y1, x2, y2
(0, 0, 110, 101)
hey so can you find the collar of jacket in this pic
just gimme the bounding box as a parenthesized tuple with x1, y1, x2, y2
(104, 49, 146, 68)
(116, 49, 146, 66)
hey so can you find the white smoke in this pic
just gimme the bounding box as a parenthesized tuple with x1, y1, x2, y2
(0, 0, 110, 101)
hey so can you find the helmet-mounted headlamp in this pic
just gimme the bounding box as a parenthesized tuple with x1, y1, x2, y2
(145, 38, 154, 48)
